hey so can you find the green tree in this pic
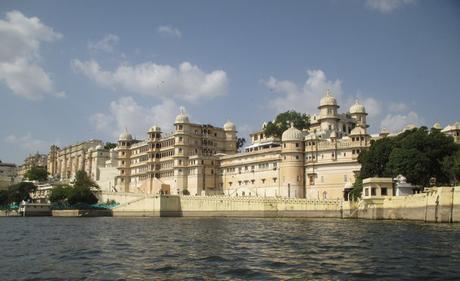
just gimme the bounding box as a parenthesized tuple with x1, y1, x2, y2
(24, 166, 48, 181)
(0, 190, 9, 206)
(7, 182, 37, 203)
(442, 150, 460, 186)
(67, 185, 98, 205)
(74, 170, 99, 190)
(236, 137, 246, 151)
(66, 170, 99, 205)
(104, 142, 117, 150)
(352, 127, 458, 196)
(358, 137, 395, 178)
(263, 111, 310, 139)
(386, 148, 431, 186)
(49, 184, 72, 203)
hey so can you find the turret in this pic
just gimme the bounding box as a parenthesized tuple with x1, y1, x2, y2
(117, 129, 133, 192)
(318, 89, 340, 133)
(349, 100, 368, 128)
(223, 121, 237, 154)
(280, 123, 305, 198)
(173, 108, 190, 194)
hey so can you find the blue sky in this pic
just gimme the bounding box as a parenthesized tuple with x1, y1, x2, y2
(1, 0, 459, 164)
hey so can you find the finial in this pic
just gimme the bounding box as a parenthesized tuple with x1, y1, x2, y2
(179, 106, 186, 115)
(290, 122, 294, 128)
(355, 98, 360, 105)
(326, 89, 331, 96)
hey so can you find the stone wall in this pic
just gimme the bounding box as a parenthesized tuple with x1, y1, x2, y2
(100, 186, 460, 222)
(355, 187, 460, 223)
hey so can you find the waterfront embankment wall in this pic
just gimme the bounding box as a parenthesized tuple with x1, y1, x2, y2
(99, 187, 460, 222)
(356, 187, 460, 223)
(100, 192, 343, 218)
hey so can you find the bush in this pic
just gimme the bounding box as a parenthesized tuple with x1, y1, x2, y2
(49, 185, 72, 203)
(182, 189, 190, 195)
(67, 185, 98, 205)
(7, 182, 36, 204)
(24, 166, 48, 181)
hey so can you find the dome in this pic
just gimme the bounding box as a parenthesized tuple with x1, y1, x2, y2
(350, 126, 366, 136)
(149, 126, 161, 133)
(282, 123, 304, 141)
(432, 122, 442, 130)
(402, 124, 417, 132)
(330, 131, 337, 139)
(319, 89, 337, 107)
(175, 107, 190, 124)
(349, 100, 366, 114)
(119, 129, 133, 141)
(87, 147, 94, 152)
(95, 144, 103, 150)
(380, 127, 390, 135)
(224, 121, 236, 131)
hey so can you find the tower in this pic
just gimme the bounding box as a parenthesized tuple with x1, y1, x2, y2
(280, 123, 305, 198)
(116, 129, 133, 192)
(318, 89, 340, 133)
(223, 121, 237, 154)
(173, 108, 190, 195)
(349, 100, 368, 128)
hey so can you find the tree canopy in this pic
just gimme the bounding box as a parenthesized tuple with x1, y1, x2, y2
(2, 182, 37, 204)
(263, 111, 310, 139)
(49, 171, 99, 206)
(236, 137, 246, 151)
(104, 142, 117, 150)
(357, 127, 459, 188)
(24, 166, 48, 181)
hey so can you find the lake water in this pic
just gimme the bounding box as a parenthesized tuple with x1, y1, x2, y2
(1, 217, 460, 280)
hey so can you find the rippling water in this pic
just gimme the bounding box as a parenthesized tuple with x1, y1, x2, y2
(1, 217, 460, 280)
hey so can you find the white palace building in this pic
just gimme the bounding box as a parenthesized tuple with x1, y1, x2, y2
(46, 90, 460, 200)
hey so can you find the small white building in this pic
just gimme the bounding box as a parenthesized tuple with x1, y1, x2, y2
(362, 177, 393, 198)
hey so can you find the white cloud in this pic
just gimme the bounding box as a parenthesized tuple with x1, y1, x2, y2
(0, 10, 64, 100)
(4, 133, 53, 153)
(157, 25, 182, 38)
(91, 97, 180, 139)
(380, 111, 423, 132)
(72, 60, 228, 102)
(366, 0, 415, 14)
(88, 33, 119, 53)
(262, 69, 343, 114)
(389, 101, 409, 113)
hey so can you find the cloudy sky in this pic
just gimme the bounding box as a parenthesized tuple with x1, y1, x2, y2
(1, 0, 459, 164)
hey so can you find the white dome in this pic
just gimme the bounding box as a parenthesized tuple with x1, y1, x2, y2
(402, 124, 417, 132)
(350, 126, 366, 136)
(350, 100, 366, 114)
(282, 123, 304, 141)
(149, 126, 161, 133)
(432, 122, 442, 130)
(175, 107, 190, 124)
(119, 130, 133, 141)
(380, 127, 390, 135)
(330, 131, 337, 139)
(319, 90, 337, 107)
(224, 121, 236, 131)
(95, 145, 103, 150)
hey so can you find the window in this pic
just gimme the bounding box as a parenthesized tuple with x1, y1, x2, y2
(371, 188, 376, 196)
(365, 188, 369, 196)
(273, 177, 277, 183)
(296, 155, 299, 160)
(261, 178, 265, 184)
(296, 143, 299, 147)
(381, 188, 388, 196)
(283, 143, 286, 148)
(344, 175, 348, 182)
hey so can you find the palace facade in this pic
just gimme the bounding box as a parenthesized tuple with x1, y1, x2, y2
(45, 90, 460, 200)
